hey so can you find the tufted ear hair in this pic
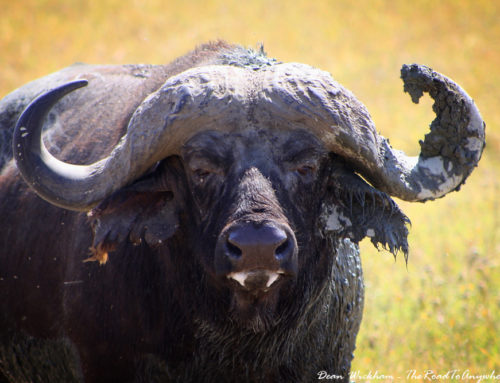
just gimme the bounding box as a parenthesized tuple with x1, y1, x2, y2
(321, 164, 410, 261)
(86, 159, 183, 264)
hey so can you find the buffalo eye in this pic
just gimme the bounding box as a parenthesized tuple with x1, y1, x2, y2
(282, 144, 325, 182)
(295, 164, 317, 176)
(185, 155, 223, 185)
(193, 168, 212, 183)
(291, 160, 320, 182)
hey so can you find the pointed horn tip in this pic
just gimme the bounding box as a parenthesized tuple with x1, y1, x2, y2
(15, 79, 89, 130)
(38, 78, 90, 100)
(67, 78, 89, 87)
(50, 78, 89, 97)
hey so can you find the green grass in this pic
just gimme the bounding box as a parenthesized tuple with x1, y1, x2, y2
(1, 0, 498, 380)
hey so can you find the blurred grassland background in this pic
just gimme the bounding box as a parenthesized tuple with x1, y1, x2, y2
(1, 0, 498, 380)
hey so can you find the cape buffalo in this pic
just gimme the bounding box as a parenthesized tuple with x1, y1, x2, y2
(0, 41, 485, 382)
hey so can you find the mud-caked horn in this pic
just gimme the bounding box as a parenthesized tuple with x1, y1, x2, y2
(252, 62, 485, 201)
(370, 64, 485, 201)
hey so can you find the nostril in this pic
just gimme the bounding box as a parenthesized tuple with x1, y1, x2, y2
(275, 238, 290, 259)
(226, 239, 243, 258)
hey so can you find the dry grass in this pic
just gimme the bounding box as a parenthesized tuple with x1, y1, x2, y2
(1, 0, 498, 380)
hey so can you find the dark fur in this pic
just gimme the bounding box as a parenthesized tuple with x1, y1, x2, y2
(0, 43, 408, 382)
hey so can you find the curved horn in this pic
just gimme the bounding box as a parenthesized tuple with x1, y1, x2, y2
(13, 80, 114, 211)
(13, 79, 181, 211)
(379, 64, 485, 201)
(13, 67, 258, 211)
(253, 63, 485, 202)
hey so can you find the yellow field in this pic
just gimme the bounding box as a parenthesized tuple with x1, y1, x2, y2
(1, 0, 498, 381)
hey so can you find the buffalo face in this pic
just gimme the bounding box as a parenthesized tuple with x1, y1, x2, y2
(180, 129, 329, 329)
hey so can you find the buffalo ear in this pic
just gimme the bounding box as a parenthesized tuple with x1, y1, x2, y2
(322, 168, 410, 260)
(86, 189, 179, 264)
(86, 157, 186, 263)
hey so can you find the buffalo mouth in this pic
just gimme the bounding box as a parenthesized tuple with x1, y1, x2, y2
(224, 269, 293, 331)
(227, 269, 284, 292)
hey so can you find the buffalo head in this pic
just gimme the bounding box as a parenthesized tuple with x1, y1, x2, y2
(12, 55, 485, 333)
